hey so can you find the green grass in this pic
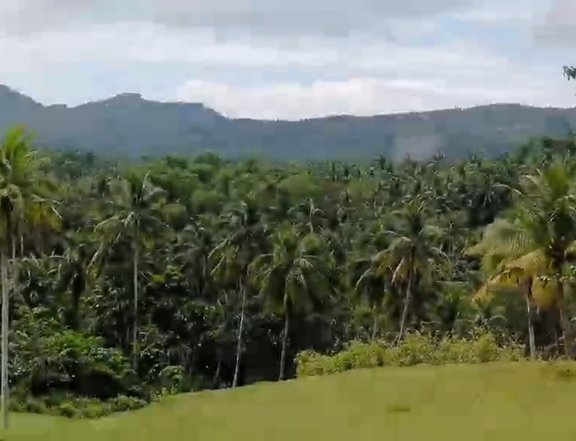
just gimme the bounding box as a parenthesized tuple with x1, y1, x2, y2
(7, 362, 576, 440)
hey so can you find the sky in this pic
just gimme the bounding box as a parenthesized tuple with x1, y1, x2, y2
(0, 0, 575, 120)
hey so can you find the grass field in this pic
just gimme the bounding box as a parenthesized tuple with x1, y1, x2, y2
(6, 362, 576, 440)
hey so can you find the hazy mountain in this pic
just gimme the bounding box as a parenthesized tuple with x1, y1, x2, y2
(0, 85, 574, 161)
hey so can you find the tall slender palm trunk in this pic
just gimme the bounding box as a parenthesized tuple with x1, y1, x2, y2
(279, 311, 290, 381)
(371, 307, 379, 341)
(557, 282, 573, 358)
(396, 271, 413, 344)
(1, 244, 9, 431)
(232, 284, 246, 388)
(525, 278, 536, 360)
(132, 242, 139, 371)
(212, 354, 222, 389)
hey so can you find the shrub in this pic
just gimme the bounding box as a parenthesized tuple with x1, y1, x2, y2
(12, 393, 148, 419)
(387, 334, 437, 367)
(473, 333, 500, 363)
(57, 402, 81, 418)
(11, 396, 48, 414)
(435, 337, 471, 364)
(81, 402, 112, 419)
(158, 365, 186, 395)
(296, 331, 524, 378)
(11, 314, 136, 401)
(295, 350, 330, 377)
(110, 395, 147, 413)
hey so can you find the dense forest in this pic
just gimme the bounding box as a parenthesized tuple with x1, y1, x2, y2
(2, 124, 576, 417)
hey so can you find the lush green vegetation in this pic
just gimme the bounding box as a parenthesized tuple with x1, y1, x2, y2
(296, 332, 522, 377)
(4, 123, 576, 421)
(7, 362, 576, 440)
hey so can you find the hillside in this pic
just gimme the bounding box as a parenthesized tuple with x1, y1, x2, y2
(0, 85, 575, 160)
(9, 363, 576, 441)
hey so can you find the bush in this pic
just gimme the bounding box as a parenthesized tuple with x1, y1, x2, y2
(296, 332, 524, 378)
(296, 350, 331, 377)
(11, 396, 48, 414)
(387, 334, 437, 367)
(57, 402, 81, 418)
(158, 365, 186, 395)
(11, 393, 148, 419)
(110, 395, 147, 413)
(11, 313, 137, 401)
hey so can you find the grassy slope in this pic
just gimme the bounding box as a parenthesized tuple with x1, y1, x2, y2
(8, 362, 576, 441)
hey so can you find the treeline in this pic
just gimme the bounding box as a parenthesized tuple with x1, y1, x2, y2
(3, 128, 576, 415)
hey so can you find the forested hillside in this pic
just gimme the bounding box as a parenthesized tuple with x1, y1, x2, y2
(2, 125, 576, 418)
(0, 85, 575, 160)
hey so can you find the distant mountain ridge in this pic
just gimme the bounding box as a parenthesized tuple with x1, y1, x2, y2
(0, 85, 574, 160)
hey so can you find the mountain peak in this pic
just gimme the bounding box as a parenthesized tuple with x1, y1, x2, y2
(101, 93, 144, 105)
(0, 83, 574, 160)
(0, 84, 41, 108)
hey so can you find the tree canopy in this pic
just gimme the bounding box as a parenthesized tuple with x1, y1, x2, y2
(2, 126, 576, 421)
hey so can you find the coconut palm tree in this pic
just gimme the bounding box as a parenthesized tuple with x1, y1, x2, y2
(384, 198, 445, 342)
(469, 159, 576, 357)
(210, 198, 266, 388)
(94, 172, 166, 370)
(250, 227, 331, 380)
(0, 126, 57, 429)
(351, 252, 389, 341)
(470, 246, 538, 359)
(55, 233, 95, 330)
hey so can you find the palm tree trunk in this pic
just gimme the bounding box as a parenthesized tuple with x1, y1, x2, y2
(525, 278, 536, 360)
(232, 284, 246, 388)
(397, 271, 413, 344)
(212, 354, 222, 389)
(10, 236, 15, 296)
(1, 244, 9, 431)
(132, 241, 139, 371)
(71, 289, 81, 331)
(557, 282, 573, 358)
(279, 311, 290, 381)
(371, 307, 378, 341)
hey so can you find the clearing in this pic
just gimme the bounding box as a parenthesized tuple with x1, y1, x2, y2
(7, 362, 576, 441)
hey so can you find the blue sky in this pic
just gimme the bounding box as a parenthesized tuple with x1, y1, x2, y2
(0, 0, 574, 119)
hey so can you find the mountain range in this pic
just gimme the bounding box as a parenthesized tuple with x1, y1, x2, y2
(0, 84, 574, 161)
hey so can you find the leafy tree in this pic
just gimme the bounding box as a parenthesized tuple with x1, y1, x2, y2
(384, 199, 445, 342)
(55, 233, 96, 330)
(94, 172, 166, 369)
(0, 127, 56, 428)
(470, 159, 576, 357)
(210, 198, 266, 388)
(250, 228, 332, 380)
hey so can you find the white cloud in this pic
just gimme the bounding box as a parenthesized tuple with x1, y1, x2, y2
(0, 23, 505, 81)
(0, 0, 572, 120)
(0, 0, 484, 37)
(450, 0, 542, 25)
(177, 75, 574, 120)
(534, 0, 576, 43)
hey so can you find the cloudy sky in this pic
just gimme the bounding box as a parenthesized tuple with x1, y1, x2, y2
(0, 0, 574, 119)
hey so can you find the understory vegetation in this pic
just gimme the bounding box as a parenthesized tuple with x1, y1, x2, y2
(3, 124, 576, 417)
(296, 332, 523, 377)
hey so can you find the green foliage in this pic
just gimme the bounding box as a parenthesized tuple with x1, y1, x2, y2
(296, 332, 523, 377)
(11, 393, 146, 419)
(11, 311, 136, 400)
(158, 366, 186, 394)
(1, 125, 575, 420)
